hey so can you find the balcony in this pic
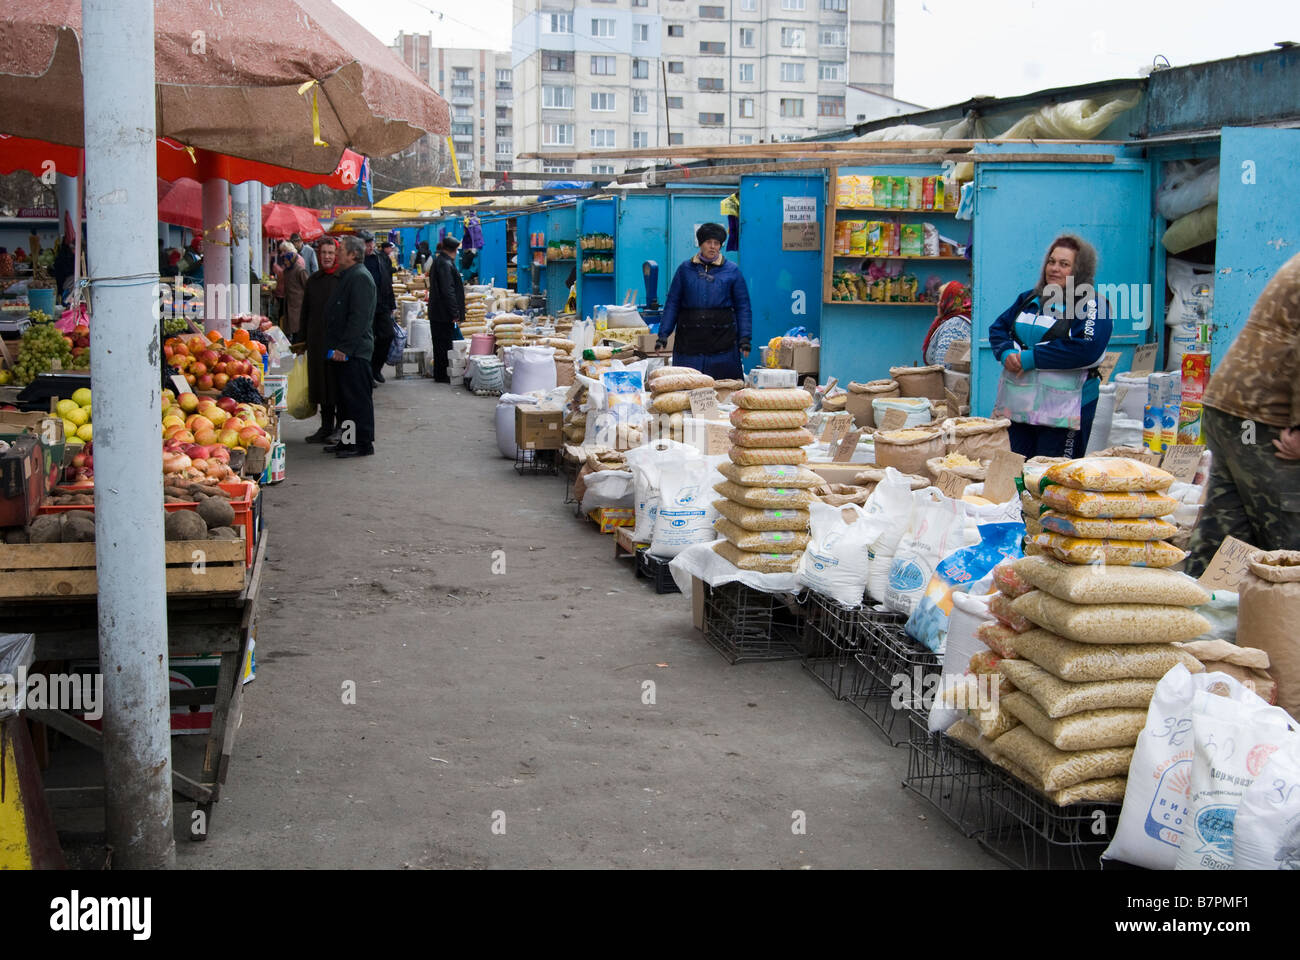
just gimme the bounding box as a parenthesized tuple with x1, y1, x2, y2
(452, 133, 474, 143)
(496, 96, 513, 108)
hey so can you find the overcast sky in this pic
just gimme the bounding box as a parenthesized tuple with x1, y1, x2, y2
(334, 0, 1300, 109)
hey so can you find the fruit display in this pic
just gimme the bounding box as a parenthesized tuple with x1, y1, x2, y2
(56, 387, 95, 446)
(163, 330, 265, 392)
(11, 314, 89, 384)
(221, 376, 266, 405)
(161, 388, 273, 482)
(162, 316, 189, 336)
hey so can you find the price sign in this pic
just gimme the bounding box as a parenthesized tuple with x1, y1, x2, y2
(1097, 351, 1122, 384)
(831, 428, 862, 462)
(688, 387, 719, 422)
(1160, 444, 1203, 483)
(879, 408, 909, 432)
(984, 450, 1026, 504)
(171, 375, 194, 395)
(938, 471, 969, 499)
(1198, 536, 1261, 592)
(1131, 343, 1159, 377)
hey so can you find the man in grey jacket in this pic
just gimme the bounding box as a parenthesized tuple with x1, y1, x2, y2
(323, 235, 377, 458)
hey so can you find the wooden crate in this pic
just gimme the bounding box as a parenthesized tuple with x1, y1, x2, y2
(0, 538, 246, 599)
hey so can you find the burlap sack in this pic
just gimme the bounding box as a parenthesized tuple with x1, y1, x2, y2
(846, 379, 899, 429)
(811, 483, 872, 507)
(1237, 550, 1300, 717)
(890, 364, 945, 401)
(873, 427, 945, 477)
(942, 416, 1012, 461)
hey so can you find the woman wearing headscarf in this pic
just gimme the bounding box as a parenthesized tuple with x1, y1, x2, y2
(989, 233, 1113, 458)
(294, 237, 343, 443)
(922, 280, 972, 367)
(274, 240, 310, 338)
(655, 222, 753, 380)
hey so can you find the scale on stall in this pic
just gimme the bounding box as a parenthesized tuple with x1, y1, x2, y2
(640, 260, 662, 327)
(528, 259, 547, 313)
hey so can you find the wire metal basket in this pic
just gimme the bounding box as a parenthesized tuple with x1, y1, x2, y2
(702, 582, 804, 664)
(978, 763, 1122, 870)
(801, 593, 874, 700)
(902, 711, 987, 838)
(514, 447, 559, 476)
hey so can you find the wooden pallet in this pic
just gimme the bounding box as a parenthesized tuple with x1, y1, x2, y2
(0, 537, 246, 599)
(614, 525, 647, 561)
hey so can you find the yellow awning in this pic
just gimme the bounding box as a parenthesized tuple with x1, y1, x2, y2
(374, 186, 480, 211)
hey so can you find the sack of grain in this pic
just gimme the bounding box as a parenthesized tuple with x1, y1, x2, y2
(650, 391, 692, 414)
(999, 659, 1158, 717)
(941, 416, 1012, 461)
(811, 483, 873, 507)
(713, 480, 815, 509)
(1038, 511, 1178, 542)
(728, 446, 808, 467)
(1011, 555, 1208, 606)
(647, 365, 701, 384)
(1237, 550, 1300, 718)
(1012, 591, 1211, 645)
(729, 408, 810, 430)
(846, 379, 899, 429)
(1032, 533, 1186, 568)
(1233, 739, 1300, 870)
(1039, 487, 1180, 518)
(971, 698, 1021, 740)
(890, 363, 945, 401)
(988, 593, 1034, 632)
(872, 395, 933, 429)
(650, 372, 715, 394)
(1023, 456, 1071, 497)
(1174, 638, 1277, 704)
(731, 387, 814, 411)
(926, 453, 989, 486)
(989, 725, 1134, 792)
(715, 517, 809, 554)
(1044, 457, 1176, 493)
(729, 427, 815, 449)
(713, 539, 801, 573)
(992, 563, 1035, 599)
(977, 621, 1023, 658)
(718, 461, 823, 488)
(1001, 691, 1148, 750)
(873, 427, 946, 477)
(1012, 628, 1203, 682)
(715, 498, 810, 532)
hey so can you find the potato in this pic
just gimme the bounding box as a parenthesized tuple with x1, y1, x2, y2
(62, 512, 96, 543)
(164, 510, 208, 542)
(207, 526, 240, 539)
(197, 497, 236, 529)
(28, 515, 63, 543)
(4, 527, 29, 544)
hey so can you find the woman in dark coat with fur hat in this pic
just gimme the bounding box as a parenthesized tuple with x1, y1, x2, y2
(655, 222, 752, 381)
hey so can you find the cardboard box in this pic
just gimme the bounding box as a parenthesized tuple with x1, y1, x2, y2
(589, 507, 635, 533)
(0, 435, 44, 527)
(808, 461, 868, 486)
(779, 342, 819, 374)
(746, 367, 798, 389)
(692, 576, 707, 632)
(0, 411, 63, 491)
(635, 332, 673, 353)
(515, 405, 564, 450)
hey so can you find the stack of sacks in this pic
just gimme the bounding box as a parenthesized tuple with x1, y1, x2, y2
(972, 555, 1210, 805)
(647, 366, 716, 444)
(460, 292, 489, 336)
(711, 388, 817, 573)
(1032, 458, 1184, 567)
(491, 314, 527, 349)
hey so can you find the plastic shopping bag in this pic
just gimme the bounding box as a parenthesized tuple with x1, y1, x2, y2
(386, 322, 409, 365)
(285, 354, 315, 420)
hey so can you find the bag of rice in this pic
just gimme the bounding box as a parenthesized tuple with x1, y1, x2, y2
(873, 427, 946, 477)
(1033, 533, 1186, 568)
(715, 517, 809, 554)
(972, 698, 1021, 740)
(970, 650, 1015, 696)
(729, 408, 810, 430)
(1023, 456, 1071, 497)
(1001, 691, 1148, 750)
(729, 427, 816, 449)
(945, 717, 984, 752)
(718, 462, 822, 488)
(1020, 490, 1046, 517)
(1233, 740, 1300, 870)
(1049, 778, 1129, 806)
(650, 391, 692, 414)
(796, 502, 884, 608)
(1044, 457, 1175, 493)
(989, 725, 1135, 792)
(713, 480, 815, 509)
(941, 416, 1012, 461)
(1038, 511, 1179, 542)
(1011, 555, 1209, 606)
(649, 373, 715, 394)
(992, 562, 1034, 599)
(1013, 590, 1211, 645)
(714, 498, 810, 532)
(998, 659, 1158, 717)
(977, 621, 1022, 658)
(989, 593, 1034, 632)
(728, 446, 808, 467)
(732, 388, 814, 410)
(1013, 628, 1203, 682)
(1039, 487, 1180, 518)
(713, 539, 801, 573)
(647, 365, 702, 384)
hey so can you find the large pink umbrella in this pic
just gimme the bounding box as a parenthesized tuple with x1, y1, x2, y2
(262, 202, 324, 241)
(0, 0, 449, 172)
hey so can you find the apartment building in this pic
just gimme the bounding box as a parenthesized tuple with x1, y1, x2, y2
(392, 33, 516, 182)
(511, 0, 895, 175)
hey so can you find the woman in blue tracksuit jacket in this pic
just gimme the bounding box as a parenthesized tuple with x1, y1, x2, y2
(988, 233, 1113, 458)
(655, 223, 753, 380)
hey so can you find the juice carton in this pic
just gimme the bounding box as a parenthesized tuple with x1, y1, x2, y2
(1180, 350, 1211, 405)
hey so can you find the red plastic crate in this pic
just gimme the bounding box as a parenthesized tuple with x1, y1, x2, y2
(38, 479, 257, 567)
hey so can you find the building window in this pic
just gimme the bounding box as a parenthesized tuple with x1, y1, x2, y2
(667, 24, 684, 37)
(669, 133, 684, 145)
(699, 112, 724, 126)
(740, 0, 756, 8)
(667, 96, 683, 109)
(818, 95, 845, 117)
(780, 27, 805, 48)
(738, 62, 754, 83)
(698, 77, 724, 91)
(591, 18, 615, 38)
(780, 62, 805, 83)
(590, 92, 617, 111)
(453, 67, 471, 82)
(820, 27, 846, 46)
(780, 98, 804, 117)
(542, 52, 573, 72)
(632, 130, 649, 148)
(592, 164, 615, 174)
(547, 12, 573, 33)
(543, 123, 575, 145)
(496, 68, 512, 85)
(819, 60, 843, 81)
(700, 5, 725, 17)
(700, 41, 725, 55)
(543, 160, 575, 174)
(781, 0, 805, 8)
(496, 105, 509, 119)
(590, 128, 616, 148)
(736, 134, 754, 144)
(496, 161, 512, 171)
(821, 0, 847, 9)
(667, 61, 684, 73)
(632, 92, 649, 113)
(738, 98, 754, 118)
(632, 58, 650, 79)
(496, 125, 511, 138)
(739, 27, 755, 47)
(542, 85, 574, 109)
(497, 141, 513, 156)
(460, 156, 474, 172)
(634, 23, 649, 42)
(590, 56, 616, 75)
(633, 0, 648, 6)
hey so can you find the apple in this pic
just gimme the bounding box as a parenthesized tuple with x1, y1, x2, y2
(199, 349, 219, 366)
(224, 417, 245, 432)
(249, 435, 272, 451)
(217, 429, 240, 447)
(72, 452, 88, 468)
(217, 396, 238, 413)
(191, 362, 208, 377)
(63, 336, 74, 350)
(197, 374, 214, 391)
(174, 430, 195, 444)
(207, 409, 229, 427)
(213, 373, 229, 389)
(238, 426, 264, 443)
(187, 415, 214, 434)
(209, 446, 230, 463)
(164, 345, 174, 360)
(194, 428, 219, 446)
(172, 342, 189, 358)
(187, 336, 206, 354)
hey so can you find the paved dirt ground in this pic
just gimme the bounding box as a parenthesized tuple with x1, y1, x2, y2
(143, 374, 998, 868)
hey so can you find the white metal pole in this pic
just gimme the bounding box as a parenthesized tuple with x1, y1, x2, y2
(202, 177, 232, 336)
(261, 185, 273, 275)
(247, 182, 263, 316)
(82, 0, 175, 870)
(230, 182, 251, 316)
